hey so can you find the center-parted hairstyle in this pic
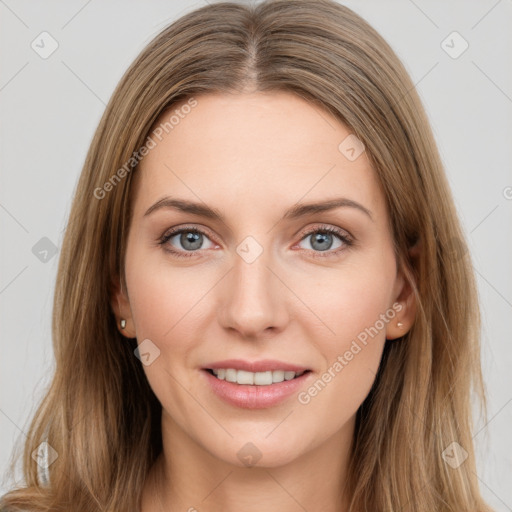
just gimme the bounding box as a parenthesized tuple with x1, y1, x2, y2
(1, 1, 491, 511)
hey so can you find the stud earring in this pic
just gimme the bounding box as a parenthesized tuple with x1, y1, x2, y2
(120, 319, 126, 329)
(397, 322, 403, 328)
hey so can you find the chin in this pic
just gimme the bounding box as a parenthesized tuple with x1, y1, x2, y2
(203, 431, 311, 469)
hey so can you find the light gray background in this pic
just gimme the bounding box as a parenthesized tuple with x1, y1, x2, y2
(1, 0, 511, 509)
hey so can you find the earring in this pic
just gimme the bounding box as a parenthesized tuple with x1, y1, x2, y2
(397, 322, 403, 328)
(120, 319, 126, 329)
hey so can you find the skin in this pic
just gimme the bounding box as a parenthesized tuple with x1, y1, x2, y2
(112, 91, 416, 512)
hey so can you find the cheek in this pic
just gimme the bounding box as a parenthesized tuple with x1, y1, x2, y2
(293, 253, 396, 348)
(124, 251, 212, 415)
(292, 251, 396, 406)
(125, 249, 221, 405)
(126, 248, 211, 342)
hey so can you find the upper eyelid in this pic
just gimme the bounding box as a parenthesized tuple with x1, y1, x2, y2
(163, 225, 218, 243)
(300, 225, 351, 238)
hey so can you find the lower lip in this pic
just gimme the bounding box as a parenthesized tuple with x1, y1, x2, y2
(202, 369, 312, 409)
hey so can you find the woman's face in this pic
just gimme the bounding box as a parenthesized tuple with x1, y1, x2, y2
(115, 91, 411, 468)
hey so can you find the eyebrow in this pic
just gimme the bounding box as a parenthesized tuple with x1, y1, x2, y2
(144, 196, 373, 222)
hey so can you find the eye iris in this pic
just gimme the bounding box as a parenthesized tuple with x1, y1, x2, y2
(311, 232, 333, 251)
(181, 231, 202, 250)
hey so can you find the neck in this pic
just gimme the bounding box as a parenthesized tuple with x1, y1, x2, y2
(141, 411, 354, 512)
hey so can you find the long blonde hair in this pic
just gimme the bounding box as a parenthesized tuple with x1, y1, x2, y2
(1, 1, 492, 510)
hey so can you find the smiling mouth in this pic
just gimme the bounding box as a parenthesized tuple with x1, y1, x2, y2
(205, 368, 311, 386)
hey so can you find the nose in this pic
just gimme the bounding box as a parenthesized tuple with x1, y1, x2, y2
(218, 245, 289, 340)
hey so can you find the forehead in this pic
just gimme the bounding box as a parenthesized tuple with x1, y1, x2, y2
(133, 91, 385, 222)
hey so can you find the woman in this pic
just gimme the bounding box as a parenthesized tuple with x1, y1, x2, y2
(1, 0, 493, 510)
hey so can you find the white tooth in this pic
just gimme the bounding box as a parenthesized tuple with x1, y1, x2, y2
(272, 370, 285, 383)
(254, 371, 273, 385)
(225, 368, 237, 383)
(214, 368, 303, 384)
(237, 370, 254, 385)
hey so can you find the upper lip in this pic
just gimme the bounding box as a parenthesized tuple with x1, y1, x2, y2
(204, 359, 310, 373)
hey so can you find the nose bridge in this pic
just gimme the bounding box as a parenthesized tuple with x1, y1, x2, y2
(219, 236, 287, 336)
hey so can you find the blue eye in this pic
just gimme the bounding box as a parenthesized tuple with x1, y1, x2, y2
(296, 225, 353, 258)
(158, 224, 353, 259)
(158, 227, 215, 258)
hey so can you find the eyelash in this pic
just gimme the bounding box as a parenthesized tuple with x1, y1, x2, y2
(157, 224, 354, 259)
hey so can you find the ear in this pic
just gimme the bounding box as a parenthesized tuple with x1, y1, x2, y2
(386, 243, 419, 341)
(110, 275, 137, 339)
